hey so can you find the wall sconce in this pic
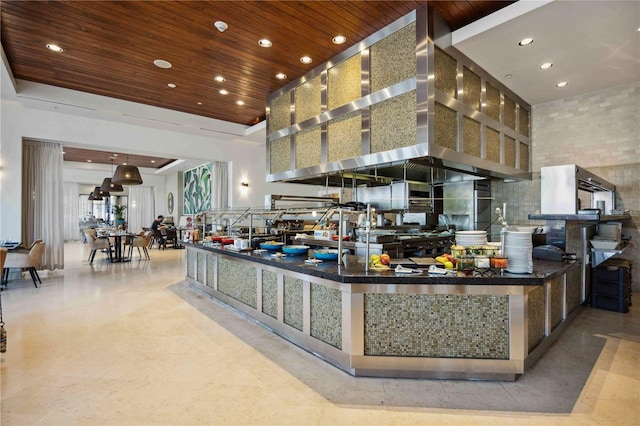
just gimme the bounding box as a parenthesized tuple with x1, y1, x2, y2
(241, 181, 249, 187)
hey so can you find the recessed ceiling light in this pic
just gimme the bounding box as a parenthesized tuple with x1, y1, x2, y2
(113, 154, 118, 157)
(300, 56, 312, 64)
(275, 73, 287, 80)
(258, 39, 272, 47)
(46, 43, 63, 52)
(153, 59, 172, 69)
(87, 159, 92, 163)
(219, 89, 229, 95)
(556, 81, 568, 88)
(197, 102, 202, 105)
(150, 160, 156, 164)
(167, 83, 177, 88)
(213, 20, 228, 32)
(236, 100, 244, 106)
(504, 74, 513, 79)
(123, 162, 127, 166)
(518, 38, 534, 46)
(540, 62, 553, 70)
(214, 75, 225, 83)
(61, 151, 66, 155)
(332, 35, 346, 44)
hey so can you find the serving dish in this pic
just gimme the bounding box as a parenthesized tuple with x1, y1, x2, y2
(259, 241, 285, 251)
(282, 245, 310, 255)
(313, 248, 348, 260)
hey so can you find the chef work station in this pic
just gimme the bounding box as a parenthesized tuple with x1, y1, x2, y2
(181, 6, 633, 381)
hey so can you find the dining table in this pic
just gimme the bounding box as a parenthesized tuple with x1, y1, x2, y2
(104, 233, 136, 263)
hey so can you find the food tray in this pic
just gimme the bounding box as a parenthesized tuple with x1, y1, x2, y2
(282, 245, 310, 255)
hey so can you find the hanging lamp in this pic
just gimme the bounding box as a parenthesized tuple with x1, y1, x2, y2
(100, 158, 124, 192)
(91, 186, 108, 200)
(112, 155, 143, 185)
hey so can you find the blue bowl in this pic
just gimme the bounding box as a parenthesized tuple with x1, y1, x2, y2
(260, 242, 284, 251)
(282, 245, 310, 255)
(313, 249, 340, 260)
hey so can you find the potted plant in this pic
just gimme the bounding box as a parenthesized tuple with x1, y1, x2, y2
(113, 205, 127, 229)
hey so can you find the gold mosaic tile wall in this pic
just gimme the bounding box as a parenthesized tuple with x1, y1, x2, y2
(269, 93, 290, 133)
(370, 91, 416, 153)
(295, 127, 322, 169)
(519, 106, 530, 137)
(370, 22, 416, 92)
(270, 136, 291, 174)
(485, 83, 501, 122)
(328, 54, 361, 110)
(566, 266, 582, 314)
(261, 270, 278, 319)
(504, 135, 516, 168)
(364, 293, 509, 358)
(186, 249, 195, 279)
(520, 142, 529, 171)
(310, 283, 342, 349)
(295, 76, 321, 123)
(196, 252, 206, 284)
(434, 47, 457, 98)
(463, 116, 481, 157)
(327, 111, 362, 162)
(486, 127, 501, 164)
(549, 276, 564, 331)
(206, 254, 215, 288)
(462, 67, 481, 111)
(435, 102, 457, 150)
(504, 96, 516, 130)
(283, 276, 303, 331)
(527, 286, 545, 353)
(217, 258, 257, 309)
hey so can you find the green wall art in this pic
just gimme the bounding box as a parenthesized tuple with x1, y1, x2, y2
(183, 163, 212, 214)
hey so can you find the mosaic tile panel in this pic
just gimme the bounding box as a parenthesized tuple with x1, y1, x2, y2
(463, 66, 481, 111)
(504, 135, 516, 168)
(434, 102, 457, 151)
(295, 76, 321, 123)
(269, 93, 290, 133)
(217, 258, 257, 309)
(504, 96, 516, 130)
(463, 116, 481, 157)
(283, 276, 303, 331)
(186, 249, 195, 279)
(295, 127, 322, 169)
(310, 283, 342, 349)
(270, 136, 291, 174)
(519, 106, 530, 137)
(370, 22, 416, 92)
(327, 111, 362, 162)
(485, 83, 501, 122)
(566, 265, 582, 314)
(370, 91, 416, 153)
(527, 286, 545, 353)
(549, 276, 564, 331)
(196, 251, 206, 284)
(520, 142, 530, 171)
(261, 270, 278, 319)
(328, 54, 361, 110)
(364, 294, 509, 359)
(206, 254, 215, 288)
(486, 127, 501, 164)
(434, 47, 457, 98)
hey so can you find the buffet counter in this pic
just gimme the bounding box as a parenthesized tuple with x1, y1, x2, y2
(184, 243, 583, 380)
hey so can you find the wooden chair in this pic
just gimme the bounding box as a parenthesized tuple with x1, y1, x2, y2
(84, 232, 112, 264)
(3, 242, 46, 287)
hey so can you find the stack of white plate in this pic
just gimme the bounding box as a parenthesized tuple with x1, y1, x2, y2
(455, 230, 487, 247)
(504, 231, 533, 274)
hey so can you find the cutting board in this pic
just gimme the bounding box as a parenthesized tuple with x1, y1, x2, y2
(409, 257, 440, 266)
(389, 258, 416, 267)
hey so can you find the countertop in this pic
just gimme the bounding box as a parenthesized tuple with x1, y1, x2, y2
(529, 213, 630, 222)
(185, 242, 579, 285)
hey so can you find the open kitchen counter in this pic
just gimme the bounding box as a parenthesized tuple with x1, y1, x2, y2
(184, 243, 583, 380)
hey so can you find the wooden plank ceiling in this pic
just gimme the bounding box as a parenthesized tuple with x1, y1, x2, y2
(62, 147, 176, 170)
(1, 0, 511, 128)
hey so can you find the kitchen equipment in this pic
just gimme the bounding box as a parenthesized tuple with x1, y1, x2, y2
(532, 245, 565, 262)
(541, 165, 616, 214)
(282, 245, 310, 255)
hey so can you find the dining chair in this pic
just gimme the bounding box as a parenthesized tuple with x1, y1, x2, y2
(0, 248, 7, 286)
(127, 231, 152, 260)
(3, 242, 46, 287)
(13, 239, 43, 254)
(151, 229, 165, 249)
(84, 232, 112, 264)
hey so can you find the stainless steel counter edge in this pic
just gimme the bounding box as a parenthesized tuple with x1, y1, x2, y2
(184, 242, 579, 285)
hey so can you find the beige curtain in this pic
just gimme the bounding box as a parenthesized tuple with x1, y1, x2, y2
(211, 161, 228, 210)
(128, 186, 155, 233)
(63, 181, 80, 241)
(22, 139, 64, 270)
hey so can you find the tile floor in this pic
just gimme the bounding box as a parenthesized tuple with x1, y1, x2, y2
(1, 242, 638, 425)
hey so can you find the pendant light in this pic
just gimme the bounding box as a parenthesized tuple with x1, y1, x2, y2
(112, 154, 143, 185)
(91, 186, 108, 200)
(100, 157, 124, 192)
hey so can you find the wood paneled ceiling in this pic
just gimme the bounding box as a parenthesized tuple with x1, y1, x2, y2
(62, 147, 176, 170)
(1, 1, 511, 127)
